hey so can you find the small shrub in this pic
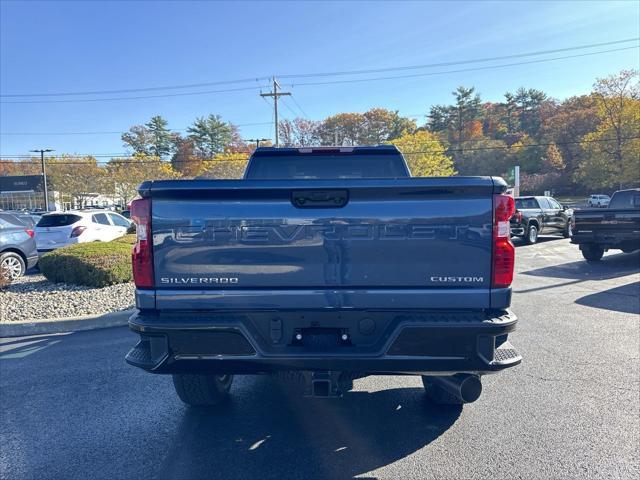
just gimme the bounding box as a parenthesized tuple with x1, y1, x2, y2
(39, 241, 133, 287)
(113, 234, 137, 245)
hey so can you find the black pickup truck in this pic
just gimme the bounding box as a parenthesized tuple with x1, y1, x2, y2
(571, 188, 640, 261)
(126, 146, 521, 407)
(510, 196, 573, 244)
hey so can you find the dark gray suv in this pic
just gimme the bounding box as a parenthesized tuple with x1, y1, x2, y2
(0, 212, 38, 279)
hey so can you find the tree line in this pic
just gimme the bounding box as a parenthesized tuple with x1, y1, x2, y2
(0, 69, 637, 208)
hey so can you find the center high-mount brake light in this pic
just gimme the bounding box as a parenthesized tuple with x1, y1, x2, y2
(492, 194, 516, 288)
(130, 198, 154, 289)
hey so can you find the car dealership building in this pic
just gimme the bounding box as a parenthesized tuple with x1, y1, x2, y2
(0, 175, 58, 211)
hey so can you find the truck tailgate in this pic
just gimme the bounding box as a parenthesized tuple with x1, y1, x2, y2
(144, 178, 502, 309)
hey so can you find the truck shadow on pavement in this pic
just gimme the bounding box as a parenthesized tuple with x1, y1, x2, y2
(159, 375, 462, 479)
(520, 251, 640, 281)
(575, 281, 640, 314)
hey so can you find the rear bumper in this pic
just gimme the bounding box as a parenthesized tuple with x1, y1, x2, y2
(126, 309, 521, 375)
(571, 232, 640, 249)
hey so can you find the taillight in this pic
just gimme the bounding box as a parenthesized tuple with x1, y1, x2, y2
(25, 229, 35, 238)
(70, 226, 86, 238)
(130, 198, 154, 289)
(493, 194, 515, 288)
(516, 211, 523, 223)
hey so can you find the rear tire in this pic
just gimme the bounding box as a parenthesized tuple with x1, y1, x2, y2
(172, 374, 233, 406)
(525, 225, 538, 245)
(581, 245, 604, 262)
(0, 252, 26, 280)
(421, 376, 464, 405)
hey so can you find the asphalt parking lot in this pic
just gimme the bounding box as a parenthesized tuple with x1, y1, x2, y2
(1, 237, 638, 480)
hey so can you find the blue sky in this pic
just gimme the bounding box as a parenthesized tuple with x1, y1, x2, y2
(1, 0, 638, 157)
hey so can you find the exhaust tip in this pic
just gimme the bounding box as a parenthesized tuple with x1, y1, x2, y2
(459, 375, 482, 403)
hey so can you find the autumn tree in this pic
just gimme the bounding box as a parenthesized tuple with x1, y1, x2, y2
(541, 95, 599, 181)
(391, 131, 455, 177)
(278, 118, 321, 147)
(106, 154, 180, 206)
(122, 125, 153, 155)
(0, 158, 40, 176)
(47, 156, 107, 208)
(187, 114, 233, 157)
(452, 138, 511, 176)
(318, 112, 366, 146)
(452, 86, 483, 142)
(362, 108, 416, 144)
(199, 152, 249, 179)
(578, 70, 640, 189)
(171, 137, 205, 177)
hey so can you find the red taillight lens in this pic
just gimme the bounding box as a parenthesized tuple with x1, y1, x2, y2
(493, 194, 515, 288)
(130, 198, 154, 289)
(516, 211, 523, 223)
(70, 226, 86, 238)
(25, 229, 35, 238)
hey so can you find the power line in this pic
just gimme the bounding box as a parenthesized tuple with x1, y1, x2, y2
(288, 94, 310, 119)
(3, 45, 635, 106)
(0, 77, 272, 98)
(278, 38, 640, 79)
(283, 46, 639, 89)
(280, 97, 301, 119)
(1, 85, 270, 105)
(0, 121, 274, 136)
(3, 38, 637, 98)
(1, 136, 637, 163)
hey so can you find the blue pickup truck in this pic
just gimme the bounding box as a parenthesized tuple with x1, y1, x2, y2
(126, 145, 520, 406)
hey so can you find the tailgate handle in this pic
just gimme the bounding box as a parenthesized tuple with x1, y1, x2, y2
(292, 190, 349, 208)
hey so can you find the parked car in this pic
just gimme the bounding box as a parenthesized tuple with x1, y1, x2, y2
(35, 210, 131, 254)
(5, 212, 40, 228)
(510, 196, 573, 244)
(587, 194, 611, 208)
(0, 212, 38, 279)
(120, 210, 130, 219)
(572, 188, 640, 261)
(126, 145, 521, 407)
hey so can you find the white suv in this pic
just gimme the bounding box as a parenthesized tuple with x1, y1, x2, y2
(587, 194, 611, 208)
(35, 210, 131, 254)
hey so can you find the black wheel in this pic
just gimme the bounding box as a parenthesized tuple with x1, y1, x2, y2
(563, 221, 572, 238)
(0, 252, 26, 280)
(581, 245, 604, 262)
(525, 224, 538, 245)
(172, 374, 233, 406)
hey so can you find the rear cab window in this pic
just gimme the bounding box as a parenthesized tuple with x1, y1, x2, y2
(245, 148, 410, 179)
(609, 190, 640, 209)
(36, 214, 82, 227)
(515, 198, 539, 209)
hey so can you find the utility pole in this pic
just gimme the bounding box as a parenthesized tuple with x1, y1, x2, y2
(30, 148, 54, 211)
(246, 138, 270, 149)
(260, 78, 290, 147)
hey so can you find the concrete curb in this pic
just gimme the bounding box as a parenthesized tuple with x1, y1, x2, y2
(0, 309, 137, 338)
